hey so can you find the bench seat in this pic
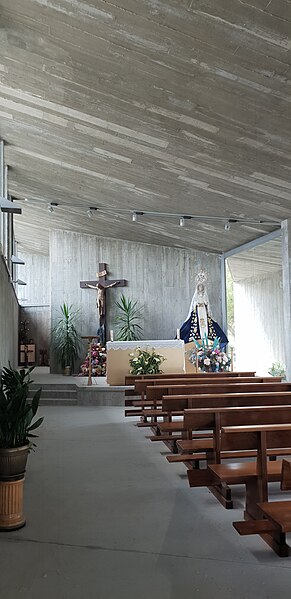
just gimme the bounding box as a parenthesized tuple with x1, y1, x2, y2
(258, 500, 291, 533)
(208, 460, 282, 484)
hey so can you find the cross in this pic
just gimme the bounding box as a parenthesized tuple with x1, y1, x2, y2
(80, 262, 126, 344)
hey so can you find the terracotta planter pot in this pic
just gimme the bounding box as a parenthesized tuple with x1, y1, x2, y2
(0, 477, 26, 531)
(0, 445, 29, 531)
(0, 445, 30, 481)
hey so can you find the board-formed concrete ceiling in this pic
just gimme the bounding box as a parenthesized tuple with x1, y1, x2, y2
(227, 237, 282, 282)
(1, 0, 291, 255)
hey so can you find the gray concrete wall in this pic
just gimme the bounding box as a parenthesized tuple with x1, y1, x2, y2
(281, 220, 291, 382)
(50, 229, 222, 373)
(0, 255, 19, 369)
(233, 270, 284, 376)
(18, 251, 51, 366)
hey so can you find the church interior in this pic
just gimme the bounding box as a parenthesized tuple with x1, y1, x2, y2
(1, 1, 291, 597)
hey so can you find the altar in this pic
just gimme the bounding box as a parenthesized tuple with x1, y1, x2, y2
(106, 340, 185, 385)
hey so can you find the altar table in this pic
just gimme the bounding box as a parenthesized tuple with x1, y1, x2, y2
(106, 340, 185, 386)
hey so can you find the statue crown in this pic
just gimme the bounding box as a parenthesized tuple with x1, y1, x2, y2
(195, 270, 207, 284)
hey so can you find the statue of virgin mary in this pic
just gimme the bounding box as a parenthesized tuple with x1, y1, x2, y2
(179, 272, 228, 348)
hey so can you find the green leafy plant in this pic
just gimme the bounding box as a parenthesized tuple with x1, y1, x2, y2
(52, 303, 81, 372)
(268, 362, 286, 379)
(0, 366, 43, 448)
(115, 294, 143, 341)
(129, 347, 165, 375)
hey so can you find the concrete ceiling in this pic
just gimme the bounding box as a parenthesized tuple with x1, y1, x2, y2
(227, 236, 282, 281)
(1, 0, 291, 255)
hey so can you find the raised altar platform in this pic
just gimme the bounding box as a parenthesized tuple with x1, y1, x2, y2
(106, 339, 185, 385)
(30, 368, 133, 406)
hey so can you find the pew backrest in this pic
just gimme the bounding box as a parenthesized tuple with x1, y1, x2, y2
(147, 382, 291, 403)
(135, 376, 281, 397)
(124, 371, 257, 395)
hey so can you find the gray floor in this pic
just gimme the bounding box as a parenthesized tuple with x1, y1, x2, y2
(1, 406, 291, 599)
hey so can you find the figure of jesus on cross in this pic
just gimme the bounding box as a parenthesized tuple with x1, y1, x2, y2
(80, 263, 126, 344)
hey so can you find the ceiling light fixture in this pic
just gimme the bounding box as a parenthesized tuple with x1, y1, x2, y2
(132, 211, 144, 222)
(11, 255, 25, 265)
(13, 279, 27, 285)
(11, 196, 280, 229)
(87, 207, 98, 218)
(48, 202, 58, 213)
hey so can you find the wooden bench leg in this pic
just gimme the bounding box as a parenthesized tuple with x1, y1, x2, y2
(241, 515, 290, 557)
(208, 485, 233, 509)
(262, 531, 289, 557)
(243, 481, 290, 557)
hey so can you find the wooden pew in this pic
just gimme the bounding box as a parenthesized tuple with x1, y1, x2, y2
(218, 424, 291, 557)
(147, 380, 288, 402)
(125, 376, 280, 418)
(133, 376, 279, 403)
(124, 371, 257, 396)
(132, 382, 290, 422)
(125, 373, 268, 408)
(173, 402, 291, 457)
(187, 422, 291, 526)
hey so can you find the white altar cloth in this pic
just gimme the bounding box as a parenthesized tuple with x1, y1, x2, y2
(106, 340, 185, 386)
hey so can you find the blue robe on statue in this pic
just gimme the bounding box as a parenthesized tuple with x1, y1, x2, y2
(180, 305, 228, 349)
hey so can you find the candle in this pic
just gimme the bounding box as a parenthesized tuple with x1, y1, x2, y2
(176, 328, 180, 340)
(110, 330, 114, 342)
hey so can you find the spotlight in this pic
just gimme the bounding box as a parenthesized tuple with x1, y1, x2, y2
(132, 211, 143, 222)
(87, 207, 98, 218)
(179, 217, 185, 227)
(48, 202, 58, 213)
(224, 221, 231, 231)
(13, 279, 27, 285)
(11, 255, 25, 265)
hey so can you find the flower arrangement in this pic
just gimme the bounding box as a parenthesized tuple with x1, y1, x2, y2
(129, 347, 165, 375)
(79, 343, 107, 377)
(187, 336, 231, 373)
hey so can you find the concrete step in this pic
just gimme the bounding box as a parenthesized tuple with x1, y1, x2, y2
(39, 398, 78, 406)
(29, 389, 77, 399)
(29, 383, 77, 391)
(28, 382, 78, 403)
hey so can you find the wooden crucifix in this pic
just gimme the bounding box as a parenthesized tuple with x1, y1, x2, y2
(80, 262, 126, 344)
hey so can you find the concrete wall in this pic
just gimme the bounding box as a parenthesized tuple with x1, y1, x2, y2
(18, 251, 50, 366)
(50, 229, 223, 373)
(0, 255, 19, 369)
(233, 270, 284, 376)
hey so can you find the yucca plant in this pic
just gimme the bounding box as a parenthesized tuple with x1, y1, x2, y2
(0, 366, 43, 449)
(52, 303, 81, 373)
(115, 294, 143, 341)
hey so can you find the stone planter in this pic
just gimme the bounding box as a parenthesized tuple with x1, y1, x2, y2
(0, 444, 29, 480)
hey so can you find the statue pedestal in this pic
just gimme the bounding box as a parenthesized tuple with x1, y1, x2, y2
(106, 340, 185, 386)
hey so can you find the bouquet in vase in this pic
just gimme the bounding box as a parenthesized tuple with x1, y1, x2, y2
(79, 342, 107, 377)
(187, 335, 231, 372)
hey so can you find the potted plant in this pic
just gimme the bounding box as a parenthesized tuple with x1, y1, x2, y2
(115, 294, 143, 341)
(52, 303, 81, 374)
(0, 365, 43, 530)
(129, 347, 165, 375)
